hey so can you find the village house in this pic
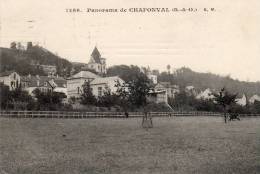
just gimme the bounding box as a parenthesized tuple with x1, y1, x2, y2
(249, 94, 260, 104)
(235, 94, 247, 106)
(141, 67, 158, 84)
(196, 88, 215, 100)
(90, 76, 124, 97)
(147, 89, 174, 111)
(67, 70, 100, 98)
(84, 47, 106, 75)
(50, 77, 67, 95)
(21, 74, 67, 96)
(146, 68, 158, 84)
(154, 82, 180, 98)
(0, 71, 21, 90)
(185, 85, 197, 96)
(67, 70, 124, 99)
(147, 90, 168, 104)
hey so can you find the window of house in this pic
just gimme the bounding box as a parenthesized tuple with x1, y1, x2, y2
(98, 87, 102, 96)
(44, 82, 47, 86)
(77, 87, 80, 94)
(13, 73, 16, 80)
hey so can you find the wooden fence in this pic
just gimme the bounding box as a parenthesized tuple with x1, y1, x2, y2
(0, 110, 259, 119)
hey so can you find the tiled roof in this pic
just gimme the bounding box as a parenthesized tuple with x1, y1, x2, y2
(21, 75, 66, 88)
(90, 76, 121, 85)
(70, 71, 100, 79)
(54, 79, 67, 88)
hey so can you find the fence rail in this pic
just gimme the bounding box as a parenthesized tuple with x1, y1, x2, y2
(0, 110, 259, 118)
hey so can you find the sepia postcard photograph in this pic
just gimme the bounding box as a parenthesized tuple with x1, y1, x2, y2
(0, 0, 260, 173)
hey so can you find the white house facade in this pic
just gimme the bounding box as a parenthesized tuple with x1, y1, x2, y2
(249, 94, 260, 104)
(0, 71, 21, 90)
(67, 71, 100, 98)
(90, 76, 124, 97)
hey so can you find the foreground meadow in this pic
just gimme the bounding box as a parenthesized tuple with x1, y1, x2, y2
(0, 116, 259, 174)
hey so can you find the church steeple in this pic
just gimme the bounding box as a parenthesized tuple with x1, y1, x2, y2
(85, 47, 107, 75)
(91, 47, 101, 63)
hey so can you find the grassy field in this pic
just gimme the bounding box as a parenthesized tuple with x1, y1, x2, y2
(0, 116, 259, 174)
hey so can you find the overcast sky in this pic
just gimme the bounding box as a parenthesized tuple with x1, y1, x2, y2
(1, 0, 260, 82)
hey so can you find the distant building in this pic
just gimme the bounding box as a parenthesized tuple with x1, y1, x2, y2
(84, 47, 106, 75)
(67, 71, 100, 98)
(21, 75, 67, 96)
(145, 67, 158, 84)
(155, 82, 180, 98)
(67, 70, 124, 98)
(147, 74, 157, 84)
(147, 90, 168, 104)
(0, 71, 21, 90)
(196, 88, 215, 100)
(90, 76, 124, 97)
(49, 77, 67, 96)
(21, 75, 52, 94)
(185, 85, 197, 96)
(235, 94, 247, 106)
(249, 94, 260, 104)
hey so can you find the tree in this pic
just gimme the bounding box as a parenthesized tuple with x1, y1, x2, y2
(107, 65, 142, 82)
(119, 73, 153, 128)
(0, 85, 34, 110)
(213, 88, 237, 123)
(97, 89, 119, 108)
(127, 73, 151, 107)
(250, 100, 260, 114)
(116, 73, 152, 108)
(0, 83, 10, 109)
(80, 81, 97, 105)
(115, 80, 130, 111)
(168, 88, 197, 111)
(33, 89, 66, 110)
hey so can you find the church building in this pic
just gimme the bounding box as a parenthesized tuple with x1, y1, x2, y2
(85, 47, 106, 75)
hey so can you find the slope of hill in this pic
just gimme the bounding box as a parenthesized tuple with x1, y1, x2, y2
(0, 46, 72, 77)
(158, 67, 260, 97)
(1, 45, 259, 97)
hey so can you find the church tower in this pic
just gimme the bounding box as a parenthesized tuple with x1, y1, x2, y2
(86, 47, 106, 75)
